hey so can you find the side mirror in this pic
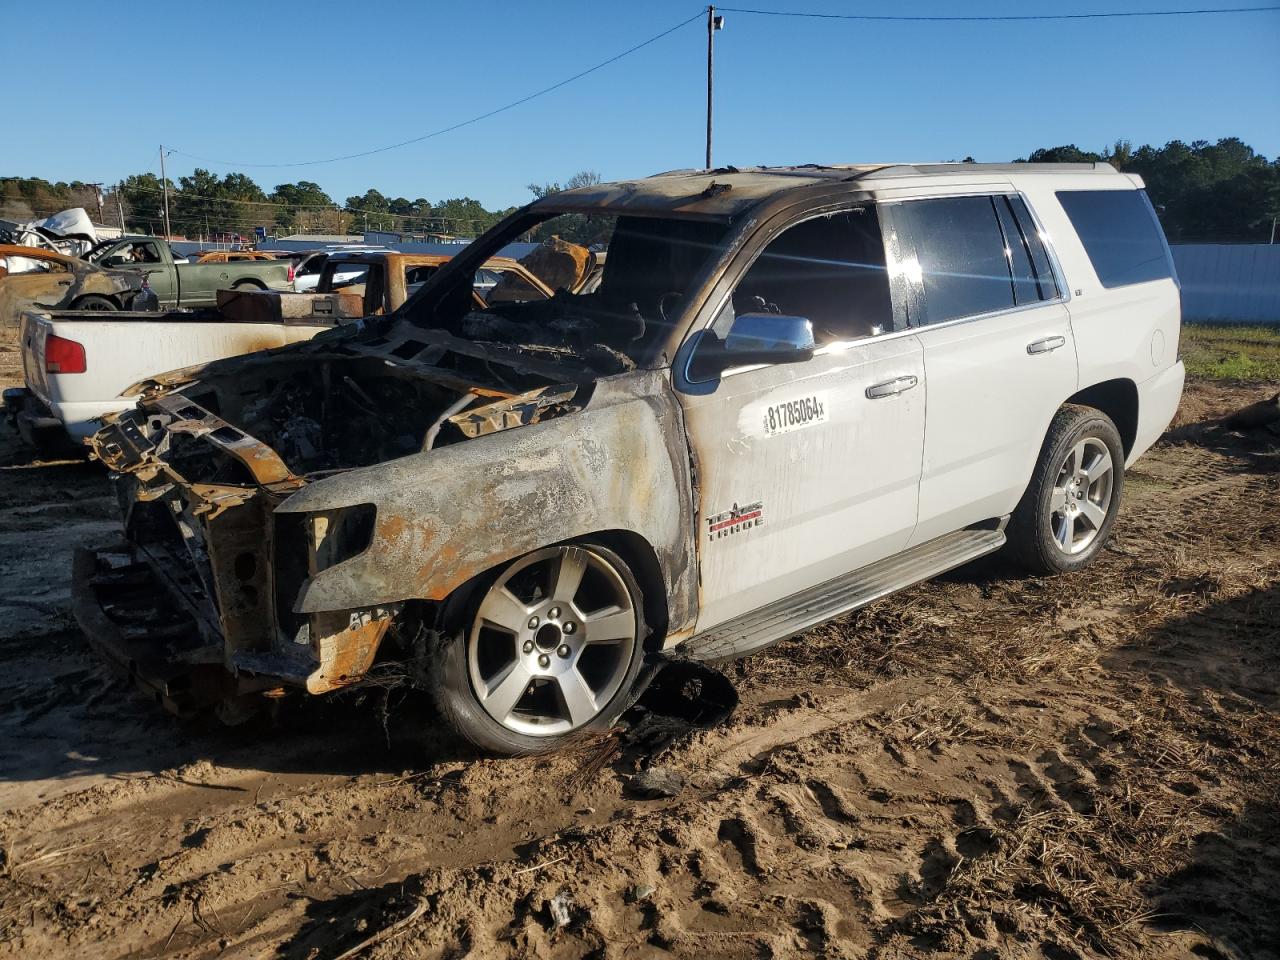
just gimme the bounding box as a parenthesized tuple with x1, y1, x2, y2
(690, 312, 815, 380)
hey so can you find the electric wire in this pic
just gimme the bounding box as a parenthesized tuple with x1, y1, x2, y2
(715, 4, 1280, 22)
(167, 10, 706, 169)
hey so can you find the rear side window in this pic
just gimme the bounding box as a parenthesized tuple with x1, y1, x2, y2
(995, 196, 1060, 304)
(888, 196, 1014, 325)
(1056, 189, 1172, 288)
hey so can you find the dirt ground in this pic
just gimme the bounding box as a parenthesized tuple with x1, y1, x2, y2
(1, 325, 1277, 960)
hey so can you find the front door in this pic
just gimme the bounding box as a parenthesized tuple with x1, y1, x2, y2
(677, 207, 927, 632)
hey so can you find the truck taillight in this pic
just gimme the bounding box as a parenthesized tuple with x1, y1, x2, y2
(287, 263, 296, 283)
(46, 334, 87, 374)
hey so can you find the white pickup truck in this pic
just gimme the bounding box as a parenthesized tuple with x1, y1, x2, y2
(4, 305, 334, 450)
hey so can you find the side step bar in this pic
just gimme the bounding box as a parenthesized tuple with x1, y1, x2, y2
(681, 526, 1007, 662)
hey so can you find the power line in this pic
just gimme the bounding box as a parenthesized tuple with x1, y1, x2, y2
(715, 3, 1280, 21)
(168, 10, 705, 170)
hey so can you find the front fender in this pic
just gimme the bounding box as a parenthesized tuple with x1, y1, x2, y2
(277, 369, 697, 634)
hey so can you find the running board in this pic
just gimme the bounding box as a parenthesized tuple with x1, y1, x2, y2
(681, 526, 1007, 662)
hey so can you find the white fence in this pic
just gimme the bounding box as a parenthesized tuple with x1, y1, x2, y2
(1171, 244, 1280, 326)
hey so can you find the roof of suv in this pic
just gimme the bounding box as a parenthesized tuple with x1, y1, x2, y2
(540, 162, 1123, 219)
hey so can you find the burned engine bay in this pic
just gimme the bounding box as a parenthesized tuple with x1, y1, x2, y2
(104, 322, 592, 484)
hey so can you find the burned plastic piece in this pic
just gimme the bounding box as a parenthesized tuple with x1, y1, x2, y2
(447, 384, 579, 439)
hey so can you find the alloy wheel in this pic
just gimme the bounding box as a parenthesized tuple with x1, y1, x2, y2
(467, 546, 637, 736)
(1049, 437, 1115, 555)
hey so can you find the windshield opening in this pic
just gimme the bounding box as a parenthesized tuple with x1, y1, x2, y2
(405, 211, 731, 373)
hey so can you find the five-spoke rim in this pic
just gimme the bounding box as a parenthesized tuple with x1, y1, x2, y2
(1049, 437, 1115, 555)
(467, 546, 637, 736)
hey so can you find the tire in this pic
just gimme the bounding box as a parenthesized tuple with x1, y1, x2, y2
(232, 279, 265, 291)
(1006, 404, 1125, 575)
(428, 542, 649, 755)
(70, 294, 117, 311)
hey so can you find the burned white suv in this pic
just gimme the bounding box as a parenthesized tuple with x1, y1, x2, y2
(78, 163, 1184, 754)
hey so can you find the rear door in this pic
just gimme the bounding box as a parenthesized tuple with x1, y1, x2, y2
(880, 193, 1077, 545)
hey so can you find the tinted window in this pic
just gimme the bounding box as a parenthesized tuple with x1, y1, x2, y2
(993, 195, 1060, 305)
(1056, 189, 1172, 288)
(994, 197, 1039, 306)
(891, 196, 1015, 325)
(1007, 196, 1059, 300)
(714, 208, 893, 346)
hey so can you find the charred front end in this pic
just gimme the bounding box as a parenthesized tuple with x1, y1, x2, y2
(73, 328, 589, 715)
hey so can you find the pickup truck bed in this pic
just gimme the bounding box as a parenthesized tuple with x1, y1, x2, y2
(5, 308, 332, 447)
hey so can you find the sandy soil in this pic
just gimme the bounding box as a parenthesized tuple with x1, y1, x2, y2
(1, 324, 1277, 959)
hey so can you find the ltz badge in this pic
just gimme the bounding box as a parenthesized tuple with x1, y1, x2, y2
(706, 500, 764, 541)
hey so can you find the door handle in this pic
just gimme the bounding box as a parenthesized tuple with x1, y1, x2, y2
(865, 375, 919, 399)
(1027, 335, 1066, 355)
(56, 279, 72, 286)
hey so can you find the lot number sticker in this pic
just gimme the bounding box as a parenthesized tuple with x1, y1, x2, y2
(762, 393, 827, 437)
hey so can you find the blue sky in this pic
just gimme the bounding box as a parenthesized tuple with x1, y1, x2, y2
(2, 1, 1278, 210)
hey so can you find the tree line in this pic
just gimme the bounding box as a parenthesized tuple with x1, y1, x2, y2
(3, 138, 1277, 243)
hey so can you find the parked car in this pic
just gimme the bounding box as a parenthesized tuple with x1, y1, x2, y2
(76, 162, 1183, 753)
(192, 251, 279, 263)
(0, 244, 144, 328)
(82, 236, 292, 307)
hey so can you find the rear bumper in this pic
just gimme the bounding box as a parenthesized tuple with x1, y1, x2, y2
(71, 545, 237, 716)
(1129, 360, 1186, 466)
(2, 386, 73, 450)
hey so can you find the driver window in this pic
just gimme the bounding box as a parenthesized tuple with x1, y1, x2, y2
(713, 207, 893, 346)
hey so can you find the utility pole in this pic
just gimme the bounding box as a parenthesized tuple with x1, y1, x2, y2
(159, 145, 172, 241)
(706, 6, 724, 170)
(116, 184, 126, 233)
(1271, 215, 1277, 245)
(89, 182, 105, 227)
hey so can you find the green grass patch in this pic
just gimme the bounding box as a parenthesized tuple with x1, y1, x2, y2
(1180, 323, 1280, 382)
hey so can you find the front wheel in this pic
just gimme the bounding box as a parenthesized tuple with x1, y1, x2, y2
(428, 542, 648, 755)
(1006, 405, 1125, 575)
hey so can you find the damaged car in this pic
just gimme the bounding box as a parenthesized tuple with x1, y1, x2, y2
(76, 162, 1184, 754)
(0, 244, 144, 328)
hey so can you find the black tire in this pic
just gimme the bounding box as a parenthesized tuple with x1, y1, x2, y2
(232, 279, 265, 291)
(428, 541, 649, 755)
(1006, 404, 1125, 575)
(70, 294, 117, 311)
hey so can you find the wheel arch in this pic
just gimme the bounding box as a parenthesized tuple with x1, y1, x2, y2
(1065, 378, 1138, 457)
(68, 292, 122, 310)
(424, 528, 670, 652)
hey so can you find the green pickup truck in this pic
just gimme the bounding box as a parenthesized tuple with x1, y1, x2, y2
(83, 236, 292, 308)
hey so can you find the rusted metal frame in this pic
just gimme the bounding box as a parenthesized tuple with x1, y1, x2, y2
(149, 393, 301, 488)
(447, 385, 579, 439)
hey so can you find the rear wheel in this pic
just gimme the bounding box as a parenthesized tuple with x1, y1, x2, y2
(232, 279, 265, 291)
(429, 542, 647, 755)
(1006, 405, 1125, 575)
(70, 294, 116, 311)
